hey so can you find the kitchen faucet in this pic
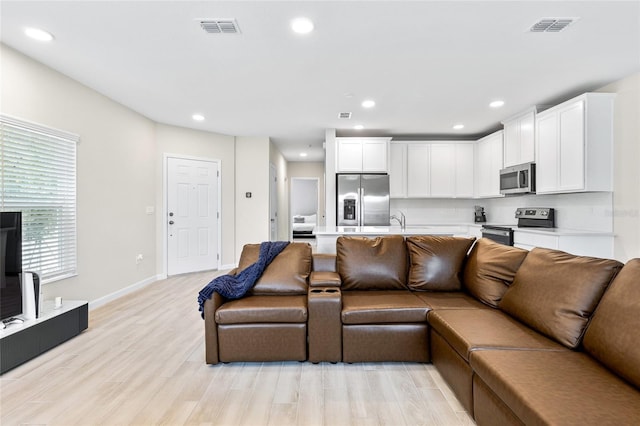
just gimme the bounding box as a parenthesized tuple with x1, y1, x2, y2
(390, 211, 406, 230)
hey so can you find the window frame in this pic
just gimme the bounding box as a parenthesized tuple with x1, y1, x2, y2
(0, 114, 79, 284)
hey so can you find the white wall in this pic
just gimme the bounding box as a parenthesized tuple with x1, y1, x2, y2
(291, 179, 319, 216)
(154, 123, 236, 269)
(1, 44, 157, 303)
(598, 72, 640, 262)
(235, 136, 270, 256)
(289, 161, 325, 225)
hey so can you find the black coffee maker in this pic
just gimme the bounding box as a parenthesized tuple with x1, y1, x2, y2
(474, 206, 487, 223)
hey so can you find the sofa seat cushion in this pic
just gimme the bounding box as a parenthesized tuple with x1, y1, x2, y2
(337, 235, 408, 290)
(499, 247, 623, 349)
(237, 242, 312, 295)
(429, 309, 565, 362)
(215, 295, 307, 324)
(463, 238, 529, 307)
(583, 258, 640, 389)
(341, 290, 429, 324)
(406, 236, 476, 291)
(415, 292, 491, 310)
(470, 350, 640, 425)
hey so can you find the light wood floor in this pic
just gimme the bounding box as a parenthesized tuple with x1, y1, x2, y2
(0, 270, 474, 426)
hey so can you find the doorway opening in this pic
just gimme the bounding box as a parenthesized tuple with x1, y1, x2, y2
(291, 177, 319, 241)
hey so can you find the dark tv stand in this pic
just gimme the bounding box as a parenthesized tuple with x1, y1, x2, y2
(0, 300, 88, 374)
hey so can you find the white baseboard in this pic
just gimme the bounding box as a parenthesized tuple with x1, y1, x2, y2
(89, 274, 162, 310)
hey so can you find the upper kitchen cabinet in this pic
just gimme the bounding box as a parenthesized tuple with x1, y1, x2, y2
(389, 143, 407, 197)
(502, 108, 536, 167)
(336, 137, 390, 173)
(389, 141, 474, 198)
(430, 143, 475, 198)
(475, 131, 504, 198)
(535, 93, 615, 194)
(407, 143, 431, 197)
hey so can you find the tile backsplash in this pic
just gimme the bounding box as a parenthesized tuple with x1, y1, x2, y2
(391, 192, 613, 232)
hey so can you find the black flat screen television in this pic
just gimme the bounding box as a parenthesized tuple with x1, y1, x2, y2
(1, 212, 23, 322)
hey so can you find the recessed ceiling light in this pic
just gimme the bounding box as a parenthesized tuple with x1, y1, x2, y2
(354, 125, 364, 130)
(24, 27, 54, 42)
(192, 114, 205, 121)
(291, 17, 314, 34)
(489, 100, 505, 108)
(300, 152, 308, 157)
(453, 124, 465, 130)
(361, 100, 376, 108)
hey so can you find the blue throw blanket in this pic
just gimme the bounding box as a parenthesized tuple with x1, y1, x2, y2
(197, 241, 290, 318)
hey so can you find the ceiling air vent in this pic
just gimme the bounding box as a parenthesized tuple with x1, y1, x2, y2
(200, 19, 240, 34)
(529, 18, 578, 33)
(338, 112, 352, 119)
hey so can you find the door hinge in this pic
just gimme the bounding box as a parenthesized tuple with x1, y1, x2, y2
(217, 170, 220, 177)
(217, 212, 220, 219)
(217, 254, 220, 260)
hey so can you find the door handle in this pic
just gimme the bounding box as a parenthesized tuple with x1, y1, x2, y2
(169, 221, 174, 225)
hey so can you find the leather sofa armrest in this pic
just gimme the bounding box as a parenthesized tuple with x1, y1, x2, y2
(312, 253, 337, 273)
(310, 271, 341, 288)
(203, 292, 226, 364)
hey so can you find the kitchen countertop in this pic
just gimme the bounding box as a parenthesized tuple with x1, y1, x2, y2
(314, 225, 466, 236)
(315, 224, 614, 237)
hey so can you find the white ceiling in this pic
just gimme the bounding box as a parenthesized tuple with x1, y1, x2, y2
(2, 1, 639, 162)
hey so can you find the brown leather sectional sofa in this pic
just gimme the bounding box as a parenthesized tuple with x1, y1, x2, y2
(203, 236, 640, 425)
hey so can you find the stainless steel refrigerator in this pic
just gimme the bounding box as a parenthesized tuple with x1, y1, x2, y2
(336, 174, 390, 226)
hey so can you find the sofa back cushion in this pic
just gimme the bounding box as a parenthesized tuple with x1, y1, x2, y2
(237, 242, 312, 295)
(499, 247, 623, 349)
(463, 238, 529, 307)
(337, 235, 408, 290)
(406, 236, 475, 291)
(583, 258, 640, 388)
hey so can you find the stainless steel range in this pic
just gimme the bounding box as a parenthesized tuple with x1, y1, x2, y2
(481, 207, 555, 246)
(481, 225, 514, 246)
(515, 207, 555, 228)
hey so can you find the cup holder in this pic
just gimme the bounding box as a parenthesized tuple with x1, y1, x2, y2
(310, 288, 340, 295)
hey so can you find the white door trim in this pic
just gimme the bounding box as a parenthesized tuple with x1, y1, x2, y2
(162, 153, 222, 277)
(269, 163, 278, 241)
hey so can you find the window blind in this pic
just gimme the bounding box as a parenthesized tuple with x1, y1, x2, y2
(0, 114, 79, 283)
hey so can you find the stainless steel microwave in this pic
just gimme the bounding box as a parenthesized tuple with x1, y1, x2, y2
(500, 162, 535, 195)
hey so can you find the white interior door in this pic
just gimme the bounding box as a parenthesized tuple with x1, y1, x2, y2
(167, 157, 219, 275)
(269, 164, 277, 241)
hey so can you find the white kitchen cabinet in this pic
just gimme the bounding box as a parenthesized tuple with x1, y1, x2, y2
(430, 144, 455, 197)
(475, 131, 504, 198)
(407, 143, 431, 197)
(389, 143, 407, 198)
(455, 143, 475, 197)
(514, 231, 613, 259)
(391, 142, 474, 198)
(336, 139, 362, 172)
(502, 108, 536, 167)
(336, 137, 390, 173)
(535, 93, 615, 194)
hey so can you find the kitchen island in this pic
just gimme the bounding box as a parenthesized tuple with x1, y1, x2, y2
(314, 225, 469, 254)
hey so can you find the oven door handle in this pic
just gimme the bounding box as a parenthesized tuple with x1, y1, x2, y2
(481, 228, 512, 237)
